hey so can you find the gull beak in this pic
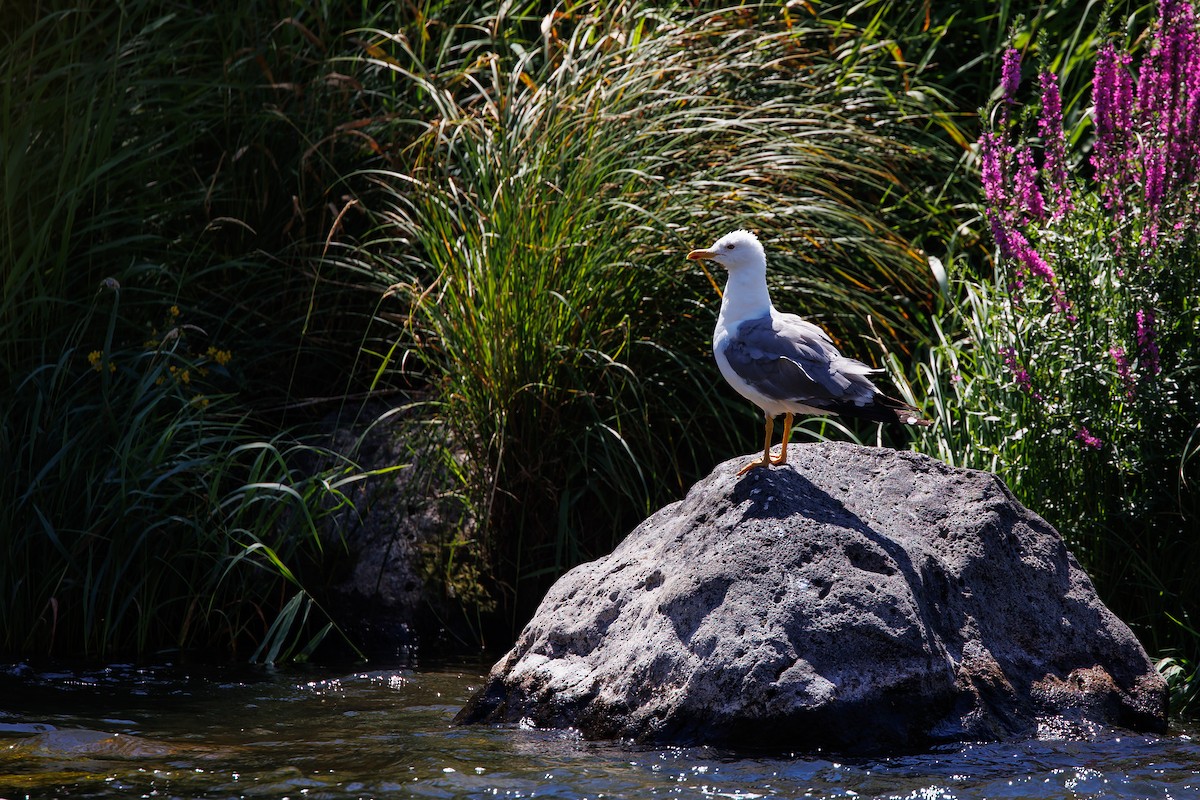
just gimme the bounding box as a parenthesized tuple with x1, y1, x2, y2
(686, 247, 723, 298)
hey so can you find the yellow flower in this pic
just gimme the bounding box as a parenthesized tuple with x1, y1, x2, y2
(169, 305, 180, 317)
(179, 369, 191, 384)
(206, 346, 233, 366)
(87, 350, 114, 373)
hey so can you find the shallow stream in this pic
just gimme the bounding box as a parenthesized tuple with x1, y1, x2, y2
(1, 661, 1197, 799)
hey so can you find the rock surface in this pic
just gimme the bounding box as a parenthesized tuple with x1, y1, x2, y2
(455, 443, 1167, 752)
(314, 401, 471, 659)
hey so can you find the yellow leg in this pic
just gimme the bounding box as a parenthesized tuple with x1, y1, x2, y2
(771, 412, 794, 465)
(738, 413, 774, 475)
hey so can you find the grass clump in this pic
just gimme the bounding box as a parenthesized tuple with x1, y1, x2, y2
(356, 1, 964, 629)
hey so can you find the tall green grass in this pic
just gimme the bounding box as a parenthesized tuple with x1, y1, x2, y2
(353, 1, 966, 628)
(0, 1, 377, 659)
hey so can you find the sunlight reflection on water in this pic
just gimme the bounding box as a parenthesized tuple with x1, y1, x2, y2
(0, 662, 1196, 799)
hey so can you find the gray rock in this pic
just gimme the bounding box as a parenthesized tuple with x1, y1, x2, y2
(315, 402, 472, 659)
(455, 442, 1167, 752)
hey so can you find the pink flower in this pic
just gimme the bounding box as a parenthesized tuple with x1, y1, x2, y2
(1003, 229, 1070, 313)
(1091, 44, 1135, 216)
(1109, 345, 1135, 398)
(1001, 48, 1023, 105)
(980, 131, 1012, 210)
(1000, 346, 1034, 393)
(1038, 71, 1073, 219)
(1014, 148, 1046, 221)
(1136, 309, 1162, 375)
(1134, 0, 1200, 239)
(1075, 426, 1103, 450)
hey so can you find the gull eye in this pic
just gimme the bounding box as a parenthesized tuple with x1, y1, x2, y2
(725, 243, 735, 250)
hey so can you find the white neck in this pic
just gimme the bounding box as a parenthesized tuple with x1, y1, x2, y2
(718, 265, 773, 323)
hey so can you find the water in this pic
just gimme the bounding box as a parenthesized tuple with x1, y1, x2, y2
(1, 661, 1197, 799)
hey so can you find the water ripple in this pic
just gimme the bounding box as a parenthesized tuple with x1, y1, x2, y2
(0, 662, 1196, 799)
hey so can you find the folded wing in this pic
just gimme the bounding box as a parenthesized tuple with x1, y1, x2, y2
(724, 313, 874, 403)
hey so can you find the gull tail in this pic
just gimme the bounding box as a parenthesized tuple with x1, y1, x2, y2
(880, 394, 933, 427)
(827, 394, 933, 427)
(873, 393, 936, 424)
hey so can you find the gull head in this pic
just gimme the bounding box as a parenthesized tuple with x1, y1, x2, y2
(686, 230, 766, 273)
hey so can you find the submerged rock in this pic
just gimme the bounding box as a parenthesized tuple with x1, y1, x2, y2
(455, 443, 1167, 753)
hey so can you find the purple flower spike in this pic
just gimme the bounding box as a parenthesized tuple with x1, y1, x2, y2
(1109, 345, 1135, 398)
(1135, 0, 1200, 232)
(980, 131, 1011, 210)
(1014, 148, 1046, 221)
(1091, 44, 1135, 216)
(1136, 309, 1162, 375)
(1000, 346, 1034, 393)
(1005, 229, 1060, 290)
(1001, 48, 1022, 104)
(1038, 71, 1073, 219)
(1075, 426, 1103, 450)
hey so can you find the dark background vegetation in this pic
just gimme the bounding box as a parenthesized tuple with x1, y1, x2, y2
(2, 0, 1193, 709)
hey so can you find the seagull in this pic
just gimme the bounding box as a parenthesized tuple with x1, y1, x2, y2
(687, 229, 930, 474)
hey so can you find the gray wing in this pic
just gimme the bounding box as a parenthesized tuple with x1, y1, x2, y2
(724, 313, 880, 407)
